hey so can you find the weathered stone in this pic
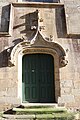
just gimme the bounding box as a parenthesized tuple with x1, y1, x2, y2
(58, 95, 75, 103)
(64, 1, 80, 35)
(2, 114, 35, 119)
(61, 80, 73, 87)
(61, 88, 71, 94)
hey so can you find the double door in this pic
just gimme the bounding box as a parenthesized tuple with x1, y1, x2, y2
(22, 54, 55, 103)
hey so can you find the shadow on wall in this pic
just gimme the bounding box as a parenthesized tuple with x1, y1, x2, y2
(0, 49, 8, 67)
(0, 38, 23, 68)
(0, 9, 38, 68)
(13, 10, 38, 41)
(0, 5, 10, 32)
(13, 38, 23, 46)
(55, 7, 67, 38)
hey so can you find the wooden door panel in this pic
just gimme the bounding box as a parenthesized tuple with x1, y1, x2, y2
(22, 54, 55, 103)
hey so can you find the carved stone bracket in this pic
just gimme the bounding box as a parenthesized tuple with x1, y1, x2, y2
(59, 56, 68, 67)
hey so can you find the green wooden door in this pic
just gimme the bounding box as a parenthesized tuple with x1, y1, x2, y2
(22, 54, 55, 103)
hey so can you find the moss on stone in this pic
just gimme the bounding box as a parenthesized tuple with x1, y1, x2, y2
(13, 107, 67, 114)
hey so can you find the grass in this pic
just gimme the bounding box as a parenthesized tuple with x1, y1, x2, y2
(0, 112, 3, 117)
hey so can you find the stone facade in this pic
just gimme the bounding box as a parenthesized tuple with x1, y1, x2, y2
(0, 0, 80, 111)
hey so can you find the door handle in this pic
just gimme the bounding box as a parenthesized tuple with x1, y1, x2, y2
(32, 70, 35, 72)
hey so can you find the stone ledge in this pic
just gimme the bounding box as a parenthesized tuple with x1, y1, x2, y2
(12, 2, 64, 8)
(2, 114, 35, 119)
(2, 113, 75, 120)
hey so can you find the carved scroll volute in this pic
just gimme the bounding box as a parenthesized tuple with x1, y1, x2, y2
(59, 56, 68, 67)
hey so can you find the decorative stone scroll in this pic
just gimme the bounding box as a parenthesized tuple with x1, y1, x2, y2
(59, 56, 68, 67)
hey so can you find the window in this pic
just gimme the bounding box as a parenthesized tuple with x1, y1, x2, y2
(22, 0, 59, 3)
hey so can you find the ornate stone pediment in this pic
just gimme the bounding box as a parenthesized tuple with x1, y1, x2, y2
(10, 30, 68, 67)
(10, 9, 68, 67)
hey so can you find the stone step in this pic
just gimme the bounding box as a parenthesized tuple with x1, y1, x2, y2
(2, 112, 75, 120)
(2, 114, 35, 119)
(18, 103, 65, 109)
(2, 104, 70, 119)
(21, 103, 58, 108)
(13, 107, 67, 114)
(2, 106, 75, 120)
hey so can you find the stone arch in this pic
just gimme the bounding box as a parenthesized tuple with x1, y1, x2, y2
(10, 33, 68, 103)
(10, 32, 67, 67)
